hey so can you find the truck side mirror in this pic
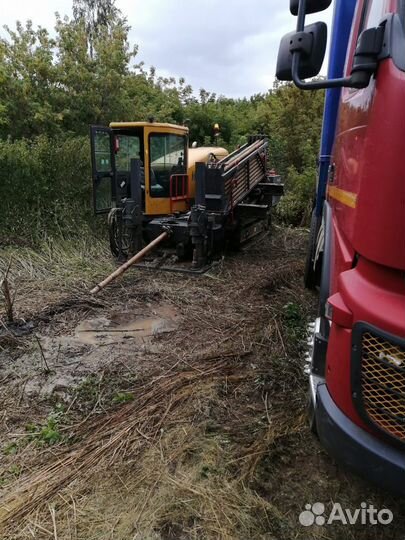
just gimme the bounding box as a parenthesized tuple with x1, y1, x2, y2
(276, 17, 385, 91)
(276, 22, 327, 81)
(290, 0, 332, 15)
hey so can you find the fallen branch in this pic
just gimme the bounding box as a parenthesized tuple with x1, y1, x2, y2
(1, 259, 14, 323)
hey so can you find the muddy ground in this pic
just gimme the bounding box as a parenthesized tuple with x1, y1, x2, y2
(0, 228, 404, 539)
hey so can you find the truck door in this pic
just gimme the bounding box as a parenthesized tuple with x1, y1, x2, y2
(90, 126, 117, 214)
(331, 0, 401, 281)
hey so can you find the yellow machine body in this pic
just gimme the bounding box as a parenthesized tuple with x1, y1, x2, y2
(109, 121, 228, 216)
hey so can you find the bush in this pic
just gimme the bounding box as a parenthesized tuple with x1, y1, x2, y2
(275, 165, 316, 227)
(0, 136, 95, 243)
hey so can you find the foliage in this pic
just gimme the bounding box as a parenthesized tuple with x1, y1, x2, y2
(3, 442, 18, 456)
(113, 391, 134, 404)
(25, 407, 65, 446)
(282, 301, 308, 345)
(276, 164, 318, 226)
(73, 0, 122, 58)
(0, 0, 325, 241)
(0, 136, 92, 242)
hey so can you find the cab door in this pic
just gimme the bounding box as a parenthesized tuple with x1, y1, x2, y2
(144, 126, 188, 215)
(331, 0, 403, 275)
(90, 126, 117, 214)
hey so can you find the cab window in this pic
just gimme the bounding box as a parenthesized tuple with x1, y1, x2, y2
(116, 134, 141, 171)
(94, 131, 112, 172)
(399, 0, 405, 27)
(149, 133, 187, 197)
(347, 0, 391, 92)
(359, 0, 389, 32)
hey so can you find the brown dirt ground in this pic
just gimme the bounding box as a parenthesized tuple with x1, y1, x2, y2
(0, 227, 404, 540)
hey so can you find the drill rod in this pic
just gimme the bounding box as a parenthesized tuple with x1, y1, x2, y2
(90, 231, 169, 294)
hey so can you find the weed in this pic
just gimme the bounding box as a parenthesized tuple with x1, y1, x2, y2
(282, 301, 308, 349)
(282, 301, 303, 325)
(112, 391, 134, 404)
(199, 464, 218, 479)
(75, 374, 101, 411)
(0, 464, 23, 488)
(3, 442, 18, 456)
(8, 464, 22, 477)
(25, 407, 65, 446)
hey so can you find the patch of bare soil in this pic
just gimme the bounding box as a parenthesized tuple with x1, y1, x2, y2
(0, 228, 404, 540)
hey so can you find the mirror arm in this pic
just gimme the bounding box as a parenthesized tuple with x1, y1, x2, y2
(291, 0, 380, 90)
(296, 0, 306, 32)
(291, 52, 361, 90)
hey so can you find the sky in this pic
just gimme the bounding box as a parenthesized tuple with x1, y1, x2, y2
(0, 0, 333, 98)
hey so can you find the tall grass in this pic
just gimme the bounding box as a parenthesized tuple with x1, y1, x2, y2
(0, 234, 112, 283)
(0, 136, 97, 244)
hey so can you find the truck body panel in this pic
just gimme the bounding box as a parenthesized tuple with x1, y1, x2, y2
(321, 0, 405, 481)
(281, 0, 405, 491)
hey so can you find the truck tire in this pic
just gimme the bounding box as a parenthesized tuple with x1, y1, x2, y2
(304, 209, 322, 290)
(108, 208, 130, 260)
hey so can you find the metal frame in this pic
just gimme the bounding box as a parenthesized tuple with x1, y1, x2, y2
(292, 0, 354, 89)
(315, 0, 357, 218)
(147, 131, 188, 199)
(92, 127, 283, 272)
(90, 125, 117, 215)
(351, 321, 405, 449)
(169, 174, 189, 213)
(291, 0, 383, 90)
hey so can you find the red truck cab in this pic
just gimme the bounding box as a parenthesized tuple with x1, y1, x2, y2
(277, 0, 405, 493)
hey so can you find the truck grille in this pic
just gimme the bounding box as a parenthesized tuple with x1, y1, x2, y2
(359, 330, 405, 443)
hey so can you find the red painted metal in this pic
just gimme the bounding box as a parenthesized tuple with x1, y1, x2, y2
(332, 59, 405, 272)
(325, 255, 405, 434)
(326, 293, 353, 328)
(169, 174, 189, 213)
(324, 0, 405, 436)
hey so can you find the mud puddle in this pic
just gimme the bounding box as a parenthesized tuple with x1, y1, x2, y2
(75, 304, 178, 346)
(1, 303, 179, 398)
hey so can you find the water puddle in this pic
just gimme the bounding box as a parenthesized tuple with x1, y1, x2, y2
(74, 304, 178, 346)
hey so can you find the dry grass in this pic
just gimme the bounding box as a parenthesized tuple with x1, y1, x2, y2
(0, 353, 238, 525)
(0, 387, 299, 539)
(1, 353, 286, 539)
(0, 227, 404, 540)
(0, 236, 114, 327)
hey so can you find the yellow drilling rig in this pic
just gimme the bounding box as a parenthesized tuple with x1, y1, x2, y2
(90, 119, 283, 281)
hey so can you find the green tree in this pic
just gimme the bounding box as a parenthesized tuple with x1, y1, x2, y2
(0, 2, 326, 239)
(250, 81, 324, 224)
(0, 22, 60, 139)
(73, 0, 121, 58)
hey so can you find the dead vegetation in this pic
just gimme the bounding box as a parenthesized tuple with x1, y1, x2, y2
(0, 260, 15, 324)
(0, 227, 404, 540)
